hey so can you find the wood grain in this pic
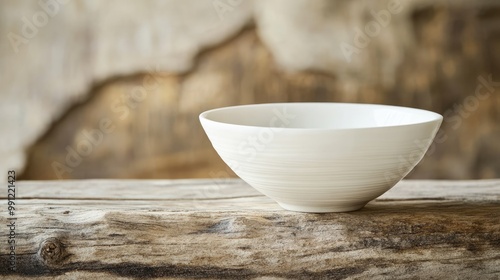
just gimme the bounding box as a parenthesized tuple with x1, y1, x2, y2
(1, 179, 499, 279)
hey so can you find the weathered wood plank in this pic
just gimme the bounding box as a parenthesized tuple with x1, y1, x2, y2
(1, 179, 499, 279)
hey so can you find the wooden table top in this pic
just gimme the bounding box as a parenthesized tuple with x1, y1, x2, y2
(1, 179, 499, 279)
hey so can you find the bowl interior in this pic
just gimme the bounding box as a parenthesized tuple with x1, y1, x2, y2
(201, 103, 442, 129)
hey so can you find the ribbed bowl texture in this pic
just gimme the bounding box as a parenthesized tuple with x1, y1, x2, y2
(200, 103, 443, 212)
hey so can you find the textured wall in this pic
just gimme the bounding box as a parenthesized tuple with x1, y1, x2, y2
(0, 0, 252, 180)
(1, 0, 498, 180)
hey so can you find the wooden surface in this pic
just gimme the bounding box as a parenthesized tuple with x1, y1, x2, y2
(1, 179, 499, 279)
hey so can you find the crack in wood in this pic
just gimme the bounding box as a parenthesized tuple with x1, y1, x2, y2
(0, 256, 366, 279)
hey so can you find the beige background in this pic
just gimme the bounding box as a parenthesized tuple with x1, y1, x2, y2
(0, 0, 498, 181)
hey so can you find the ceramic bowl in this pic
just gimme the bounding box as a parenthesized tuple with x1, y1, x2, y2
(200, 103, 442, 213)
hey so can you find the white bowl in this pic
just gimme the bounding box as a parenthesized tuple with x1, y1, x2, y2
(200, 103, 442, 213)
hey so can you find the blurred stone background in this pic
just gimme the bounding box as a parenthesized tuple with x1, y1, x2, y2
(0, 0, 498, 181)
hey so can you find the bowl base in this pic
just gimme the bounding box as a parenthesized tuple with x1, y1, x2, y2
(277, 202, 367, 213)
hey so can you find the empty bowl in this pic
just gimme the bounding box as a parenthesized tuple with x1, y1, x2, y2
(200, 103, 442, 213)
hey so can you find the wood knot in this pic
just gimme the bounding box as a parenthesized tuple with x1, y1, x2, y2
(38, 237, 66, 266)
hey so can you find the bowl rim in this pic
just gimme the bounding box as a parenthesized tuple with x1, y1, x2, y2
(199, 102, 443, 131)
